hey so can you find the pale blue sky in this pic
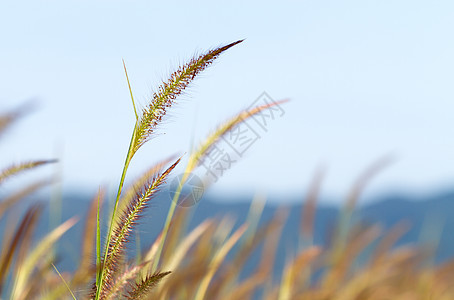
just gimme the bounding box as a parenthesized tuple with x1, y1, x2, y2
(1, 1, 453, 203)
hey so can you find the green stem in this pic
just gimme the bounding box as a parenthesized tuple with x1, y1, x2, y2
(95, 123, 137, 300)
(95, 189, 102, 289)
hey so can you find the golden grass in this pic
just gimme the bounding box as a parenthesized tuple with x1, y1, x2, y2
(0, 160, 56, 186)
(1, 42, 453, 300)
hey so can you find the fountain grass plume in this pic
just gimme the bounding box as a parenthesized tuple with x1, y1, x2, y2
(96, 40, 243, 299)
(132, 39, 244, 156)
(0, 160, 57, 186)
(96, 158, 180, 299)
(187, 99, 289, 174)
(126, 271, 172, 300)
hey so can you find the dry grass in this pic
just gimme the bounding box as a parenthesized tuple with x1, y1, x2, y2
(1, 41, 453, 300)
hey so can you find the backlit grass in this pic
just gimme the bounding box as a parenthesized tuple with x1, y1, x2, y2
(1, 41, 453, 300)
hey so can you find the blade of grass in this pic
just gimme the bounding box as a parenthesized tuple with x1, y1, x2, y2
(300, 166, 325, 246)
(194, 224, 248, 300)
(278, 246, 321, 300)
(11, 217, 78, 299)
(0, 205, 41, 293)
(51, 263, 77, 300)
(96, 189, 103, 290)
(123, 59, 138, 120)
(96, 62, 139, 299)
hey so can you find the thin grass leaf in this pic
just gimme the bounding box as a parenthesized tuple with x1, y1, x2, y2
(51, 263, 77, 300)
(164, 220, 212, 272)
(0, 204, 41, 293)
(233, 193, 266, 256)
(278, 246, 321, 300)
(22, 251, 55, 299)
(329, 156, 395, 276)
(371, 221, 410, 268)
(11, 207, 42, 278)
(194, 224, 248, 300)
(44, 193, 103, 300)
(256, 208, 289, 296)
(96, 189, 103, 291)
(123, 59, 138, 120)
(75, 190, 104, 284)
(323, 224, 382, 290)
(11, 217, 78, 300)
(300, 166, 325, 243)
(216, 205, 284, 296)
(96, 59, 143, 299)
(154, 220, 214, 296)
(344, 155, 395, 213)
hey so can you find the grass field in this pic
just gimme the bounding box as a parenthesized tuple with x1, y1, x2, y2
(1, 41, 453, 300)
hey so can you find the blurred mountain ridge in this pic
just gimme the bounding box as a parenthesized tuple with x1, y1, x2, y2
(1, 188, 454, 274)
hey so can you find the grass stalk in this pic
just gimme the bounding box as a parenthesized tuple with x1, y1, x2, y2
(97, 42, 242, 296)
(51, 263, 76, 300)
(194, 224, 248, 300)
(96, 116, 138, 300)
(96, 189, 103, 289)
(95, 60, 139, 299)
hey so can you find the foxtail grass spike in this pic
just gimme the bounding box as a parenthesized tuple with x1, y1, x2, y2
(0, 160, 57, 186)
(127, 271, 171, 300)
(115, 155, 177, 222)
(97, 42, 242, 300)
(187, 99, 288, 174)
(96, 158, 180, 299)
(0, 102, 35, 138)
(132, 40, 244, 155)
